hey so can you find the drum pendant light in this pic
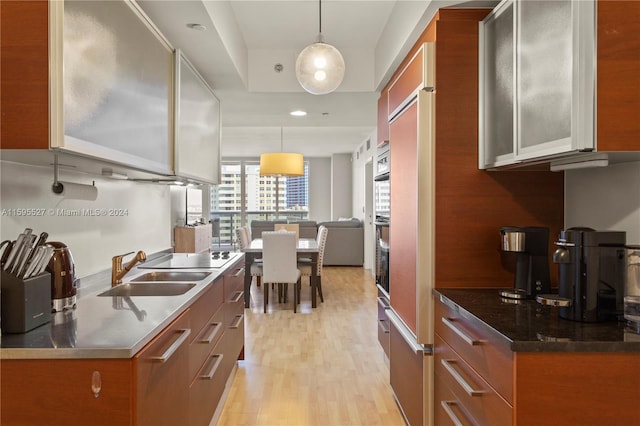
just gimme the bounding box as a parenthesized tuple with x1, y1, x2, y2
(260, 127, 304, 177)
(295, 0, 345, 95)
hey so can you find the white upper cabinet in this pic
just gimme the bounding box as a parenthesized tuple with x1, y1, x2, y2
(174, 51, 221, 185)
(50, 0, 174, 175)
(479, 0, 596, 169)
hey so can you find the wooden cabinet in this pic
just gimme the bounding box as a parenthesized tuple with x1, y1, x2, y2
(377, 289, 390, 359)
(377, 89, 390, 145)
(434, 299, 513, 425)
(434, 296, 640, 425)
(0, 358, 132, 425)
(0, 263, 245, 426)
(1, 1, 222, 184)
(135, 310, 191, 426)
(174, 224, 212, 253)
(479, 0, 640, 169)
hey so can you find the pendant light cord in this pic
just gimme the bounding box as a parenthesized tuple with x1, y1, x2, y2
(318, 0, 322, 34)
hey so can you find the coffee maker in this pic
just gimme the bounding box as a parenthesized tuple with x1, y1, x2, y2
(539, 227, 626, 322)
(499, 226, 551, 300)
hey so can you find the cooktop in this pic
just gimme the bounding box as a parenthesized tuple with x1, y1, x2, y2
(139, 252, 241, 269)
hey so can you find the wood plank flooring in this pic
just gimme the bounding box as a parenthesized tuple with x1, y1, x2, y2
(214, 267, 406, 426)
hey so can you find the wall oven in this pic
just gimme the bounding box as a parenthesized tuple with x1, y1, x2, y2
(375, 143, 391, 358)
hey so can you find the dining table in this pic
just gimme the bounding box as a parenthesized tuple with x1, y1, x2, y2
(242, 237, 320, 309)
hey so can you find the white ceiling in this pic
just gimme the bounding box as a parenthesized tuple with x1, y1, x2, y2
(137, 0, 495, 158)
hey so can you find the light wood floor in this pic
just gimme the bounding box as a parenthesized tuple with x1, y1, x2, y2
(214, 267, 406, 426)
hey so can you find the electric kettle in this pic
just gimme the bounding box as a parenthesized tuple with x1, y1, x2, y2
(45, 242, 78, 312)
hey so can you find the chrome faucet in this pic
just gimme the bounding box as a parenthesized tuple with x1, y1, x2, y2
(111, 251, 147, 287)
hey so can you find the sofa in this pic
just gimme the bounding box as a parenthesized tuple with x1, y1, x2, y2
(249, 218, 364, 266)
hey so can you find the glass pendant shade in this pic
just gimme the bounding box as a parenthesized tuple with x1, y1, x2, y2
(259, 153, 304, 177)
(296, 37, 345, 95)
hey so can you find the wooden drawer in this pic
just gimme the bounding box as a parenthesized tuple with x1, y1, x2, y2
(189, 280, 224, 344)
(189, 307, 225, 382)
(218, 312, 245, 381)
(224, 260, 245, 298)
(189, 346, 227, 426)
(435, 369, 476, 426)
(435, 334, 512, 426)
(435, 298, 514, 404)
(377, 295, 390, 358)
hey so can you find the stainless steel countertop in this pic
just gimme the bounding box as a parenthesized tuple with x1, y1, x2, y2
(0, 252, 244, 360)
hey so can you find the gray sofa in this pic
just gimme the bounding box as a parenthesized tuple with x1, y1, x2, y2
(249, 218, 364, 266)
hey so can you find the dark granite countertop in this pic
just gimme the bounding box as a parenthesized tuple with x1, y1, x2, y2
(433, 288, 640, 352)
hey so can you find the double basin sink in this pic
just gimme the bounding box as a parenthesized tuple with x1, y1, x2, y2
(97, 271, 212, 297)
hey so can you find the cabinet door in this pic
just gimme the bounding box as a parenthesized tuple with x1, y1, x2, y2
(175, 50, 221, 184)
(479, 0, 515, 168)
(50, 0, 173, 174)
(516, 0, 595, 159)
(135, 310, 191, 426)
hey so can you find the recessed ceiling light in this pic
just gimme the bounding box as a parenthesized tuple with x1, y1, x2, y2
(186, 23, 206, 31)
(290, 110, 307, 117)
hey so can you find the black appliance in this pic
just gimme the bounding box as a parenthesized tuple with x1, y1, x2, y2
(375, 219, 390, 295)
(499, 226, 551, 300)
(540, 227, 626, 322)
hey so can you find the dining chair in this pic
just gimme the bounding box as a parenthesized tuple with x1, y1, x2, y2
(298, 225, 328, 303)
(262, 231, 302, 313)
(236, 226, 263, 288)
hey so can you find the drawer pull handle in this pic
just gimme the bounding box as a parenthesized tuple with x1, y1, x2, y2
(198, 322, 222, 344)
(441, 317, 482, 346)
(377, 296, 390, 309)
(199, 354, 224, 380)
(441, 400, 468, 426)
(233, 267, 245, 278)
(441, 359, 484, 397)
(229, 314, 244, 329)
(150, 328, 191, 363)
(230, 291, 244, 303)
(378, 319, 390, 334)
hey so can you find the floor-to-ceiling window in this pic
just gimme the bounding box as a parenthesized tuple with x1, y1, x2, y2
(211, 160, 309, 246)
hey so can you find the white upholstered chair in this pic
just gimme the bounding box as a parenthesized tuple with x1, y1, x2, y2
(236, 226, 263, 287)
(262, 231, 302, 313)
(298, 225, 328, 303)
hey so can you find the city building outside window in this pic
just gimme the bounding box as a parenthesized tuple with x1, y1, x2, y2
(210, 161, 309, 246)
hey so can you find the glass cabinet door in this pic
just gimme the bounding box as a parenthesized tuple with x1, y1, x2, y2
(517, 0, 572, 158)
(479, 0, 515, 169)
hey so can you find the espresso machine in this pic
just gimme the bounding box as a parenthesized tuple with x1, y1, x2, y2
(538, 227, 626, 322)
(499, 226, 551, 300)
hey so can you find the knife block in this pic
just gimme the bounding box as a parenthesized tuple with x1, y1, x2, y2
(1, 270, 51, 333)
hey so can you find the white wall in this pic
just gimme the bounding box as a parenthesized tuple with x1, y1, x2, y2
(0, 161, 172, 278)
(351, 134, 377, 272)
(307, 157, 331, 222)
(331, 153, 353, 220)
(565, 160, 640, 243)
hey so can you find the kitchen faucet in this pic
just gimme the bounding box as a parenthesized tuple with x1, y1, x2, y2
(111, 250, 146, 286)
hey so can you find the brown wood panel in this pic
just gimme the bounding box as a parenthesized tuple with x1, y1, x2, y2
(433, 19, 564, 289)
(0, 1, 50, 149)
(435, 334, 512, 426)
(377, 89, 390, 144)
(189, 279, 224, 345)
(388, 48, 424, 116)
(189, 307, 225, 383)
(435, 300, 514, 404)
(389, 101, 418, 333)
(514, 351, 640, 425)
(0, 358, 132, 425)
(596, 0, 640, 151)
(390, 319, 425, 426)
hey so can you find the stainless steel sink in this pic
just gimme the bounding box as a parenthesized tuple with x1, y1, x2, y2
(129, 271, 212, 282)
(97, 282, 197, 297)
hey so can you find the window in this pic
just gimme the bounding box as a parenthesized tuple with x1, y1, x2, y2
(210, 160, 309, 245)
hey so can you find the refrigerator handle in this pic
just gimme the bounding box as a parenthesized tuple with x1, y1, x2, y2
(387, 308, 433, 355)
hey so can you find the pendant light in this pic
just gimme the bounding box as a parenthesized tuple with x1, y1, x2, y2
(295, 0, 345, 95)
(259, 127, 304, 177)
